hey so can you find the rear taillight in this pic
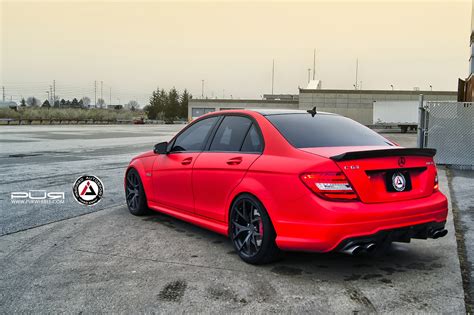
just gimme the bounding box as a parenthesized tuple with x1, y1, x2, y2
(433, 171, 439, 192)
(300, 172, 359, 201)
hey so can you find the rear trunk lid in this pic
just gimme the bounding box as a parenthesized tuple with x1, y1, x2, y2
(300, 147, 437, 204)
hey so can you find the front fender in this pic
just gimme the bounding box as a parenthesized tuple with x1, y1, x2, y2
(126, 156, 156, 203)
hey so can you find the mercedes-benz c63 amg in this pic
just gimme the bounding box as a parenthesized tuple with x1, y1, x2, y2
(125, 109, 448, 264)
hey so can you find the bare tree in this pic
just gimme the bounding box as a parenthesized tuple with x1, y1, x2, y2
(125, 100, 139, 110)
(26, 96, 40, 107)
(97, 98, 105, 108)
(82, 96, 91, 107)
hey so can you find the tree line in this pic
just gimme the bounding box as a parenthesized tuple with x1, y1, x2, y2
(144, 87, 190, 122)
(19, 97, 138, 110)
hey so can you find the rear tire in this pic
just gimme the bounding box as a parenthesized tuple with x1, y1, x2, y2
(229, 194, 281, 265)
(125, 168, 149, 216)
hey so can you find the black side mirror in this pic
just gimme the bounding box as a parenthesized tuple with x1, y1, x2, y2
(154, 141, 168, 154)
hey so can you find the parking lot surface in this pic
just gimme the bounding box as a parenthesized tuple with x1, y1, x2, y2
(0, 125, 467, 312)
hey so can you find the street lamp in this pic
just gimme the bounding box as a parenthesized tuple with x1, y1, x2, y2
(430, 85, 433, 91)
(390, 84, 394, 91)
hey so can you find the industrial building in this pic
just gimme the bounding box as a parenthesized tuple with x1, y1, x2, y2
(189, 88, 456, 125)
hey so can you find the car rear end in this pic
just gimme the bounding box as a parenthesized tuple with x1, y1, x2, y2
(261, 111, 448, 254)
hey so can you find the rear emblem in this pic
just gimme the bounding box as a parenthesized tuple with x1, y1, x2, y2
(398, 157, 406, 167)
(392, 172, 406, 192)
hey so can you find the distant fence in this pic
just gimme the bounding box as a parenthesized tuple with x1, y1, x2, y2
(0, 118, 129, 125)
(421, 101, 473, 169)
(0, 118, 188, 125)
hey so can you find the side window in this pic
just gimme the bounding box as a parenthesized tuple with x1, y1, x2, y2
(171, 116, 219, 152)
(241, 124, 263, 153)
(210, 116, 252, 152)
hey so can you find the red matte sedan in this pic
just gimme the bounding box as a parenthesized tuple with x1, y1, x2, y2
(125, 109, 448, 264)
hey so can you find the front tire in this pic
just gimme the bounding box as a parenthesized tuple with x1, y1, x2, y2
(125, 168, 148, 216)
(230, 194, 280, 264)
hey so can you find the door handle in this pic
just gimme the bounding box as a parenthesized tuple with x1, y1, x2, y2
(226, 157, 243, 165)
(181, 157, 193, 165)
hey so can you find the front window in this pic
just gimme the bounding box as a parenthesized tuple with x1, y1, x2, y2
(171, 116, 219, 152)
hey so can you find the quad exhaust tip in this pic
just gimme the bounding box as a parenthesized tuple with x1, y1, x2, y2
(341, 243, 376, 256)
(340, 228, 448, 255)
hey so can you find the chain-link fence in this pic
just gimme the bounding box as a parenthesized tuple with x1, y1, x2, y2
(423, 101, 473, 168)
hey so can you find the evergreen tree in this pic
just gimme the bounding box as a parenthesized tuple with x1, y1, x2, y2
(179, 89, 190, 119)
(71, 98, 79, 108)
(164, 88, 179, 123)
(60, 99, 66, 107)
(145, 88, 160, 119)
(20, 98, 26, 107)
(42, 100, 51, 108)
(158, 89, 167, 118)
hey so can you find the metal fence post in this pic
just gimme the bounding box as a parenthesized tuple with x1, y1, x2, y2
(417, 94, 425, 148)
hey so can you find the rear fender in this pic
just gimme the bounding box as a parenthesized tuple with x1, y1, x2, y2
(226, 177, 278, 224)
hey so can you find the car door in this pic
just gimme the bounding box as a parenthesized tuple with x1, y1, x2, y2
(152, 116, 220, 213)
(193, 115, 264, 222)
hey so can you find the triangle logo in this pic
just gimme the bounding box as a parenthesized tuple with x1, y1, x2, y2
(80, 181, 97, 196)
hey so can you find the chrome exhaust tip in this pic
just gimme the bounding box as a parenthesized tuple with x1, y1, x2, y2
(432, 229, 448, 239)
(341, 245, 363, 256)
(364, 243, 376, 253)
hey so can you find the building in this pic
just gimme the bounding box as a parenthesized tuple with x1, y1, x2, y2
(298, 88, 455, 125)
(458, 0, 474, 101)
(189, 89, 456, 125)
(188, 98, 298, 120)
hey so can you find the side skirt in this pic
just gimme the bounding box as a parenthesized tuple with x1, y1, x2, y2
(147, 201, 229, 236)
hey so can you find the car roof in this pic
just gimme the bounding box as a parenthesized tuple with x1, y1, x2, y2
(247, 109, 337, 116)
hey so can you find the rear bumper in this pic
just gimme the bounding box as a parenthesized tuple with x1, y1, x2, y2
(334, 220, 447, 253)
(274, 191, 448, 252)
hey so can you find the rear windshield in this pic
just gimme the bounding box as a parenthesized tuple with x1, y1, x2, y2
(266, 113, 392, 148)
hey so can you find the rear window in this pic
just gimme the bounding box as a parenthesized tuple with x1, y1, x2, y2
(266, 113, 392, 148)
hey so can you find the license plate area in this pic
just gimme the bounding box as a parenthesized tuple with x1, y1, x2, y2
(385, 170, 412, 192)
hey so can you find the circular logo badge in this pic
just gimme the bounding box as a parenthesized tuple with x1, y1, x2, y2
(72, 175, 104, 206)
(392, 172, 406, 192)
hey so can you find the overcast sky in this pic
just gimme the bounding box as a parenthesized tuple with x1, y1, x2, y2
(1, 0, 471, 106)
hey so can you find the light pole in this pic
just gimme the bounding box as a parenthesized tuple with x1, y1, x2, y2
(430, 85, 433, 91)
(201, 80, 204, 98)
(390, 84, 394, 91)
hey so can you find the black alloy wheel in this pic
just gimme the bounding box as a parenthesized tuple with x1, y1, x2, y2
(125, 169, 148, 215)
(230, 194, 280, 264)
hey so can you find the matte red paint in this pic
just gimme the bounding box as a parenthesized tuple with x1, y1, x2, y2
(126, 109, 448, 252)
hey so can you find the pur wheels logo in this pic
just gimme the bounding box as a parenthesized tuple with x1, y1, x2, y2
(392, 172, 406, 192)
(73, 175, 104, 206)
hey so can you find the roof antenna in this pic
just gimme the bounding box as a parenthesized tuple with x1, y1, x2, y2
(307, 106, 317, 117)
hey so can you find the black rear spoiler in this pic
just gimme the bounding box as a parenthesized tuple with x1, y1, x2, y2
(330, 148, 436, 162)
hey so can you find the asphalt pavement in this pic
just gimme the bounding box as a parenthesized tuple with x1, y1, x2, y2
(0, 125, 468, 312)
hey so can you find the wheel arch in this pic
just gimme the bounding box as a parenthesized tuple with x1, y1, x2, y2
(125, 160, 152, 203)
(226, 180, 279, 235)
